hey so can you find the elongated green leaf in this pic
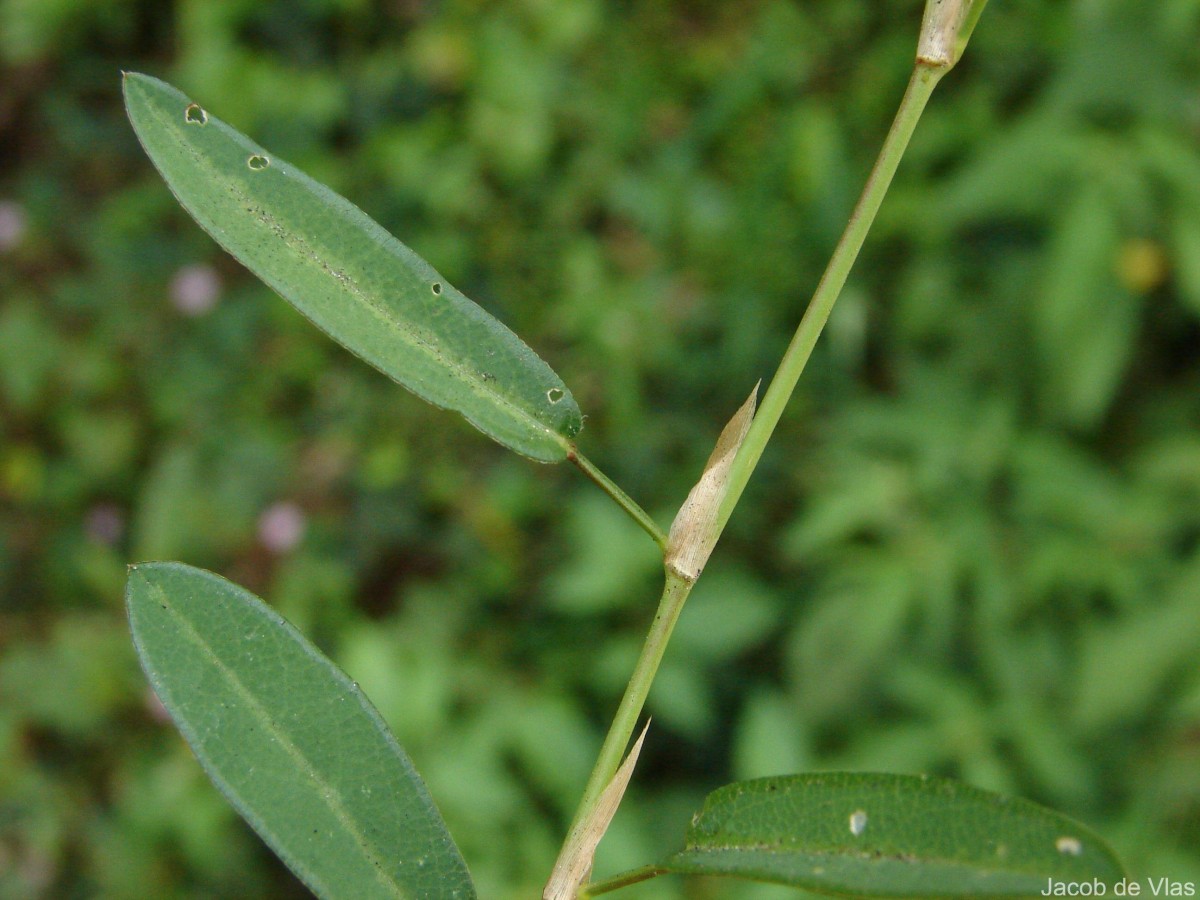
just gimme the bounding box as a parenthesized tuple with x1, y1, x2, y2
(126, 562, 476, 900)
(660, 773, 1123, 897)
(123, 72, 581, 462)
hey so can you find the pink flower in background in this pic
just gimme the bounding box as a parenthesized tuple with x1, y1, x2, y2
(258, 501, 306, 554)
(143, 687, 172, 724)
(0, 201, 26, 252)
(84, 504, 125, 546)
(170, 263, 222, 316)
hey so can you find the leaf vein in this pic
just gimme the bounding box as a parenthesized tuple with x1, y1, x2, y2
(144, 578, 408, 899)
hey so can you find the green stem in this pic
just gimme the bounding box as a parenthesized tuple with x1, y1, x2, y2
(564, 570, 693, 835)
(569, 448, 668, 551)
(716, 61, 947, 537)
(555, 58, 951, 898)
(580, 865, 668, 897)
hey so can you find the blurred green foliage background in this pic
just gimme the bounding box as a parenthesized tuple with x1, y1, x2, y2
(2, 0, 1200, 897)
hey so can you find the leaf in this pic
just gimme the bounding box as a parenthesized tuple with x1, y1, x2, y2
(1036, 187, 1139, 429)
(660, 772, 1124, 897)
(126, 562, 477, 900)
(122, 72, 581, 462)
(1073, 559, 1200, 730)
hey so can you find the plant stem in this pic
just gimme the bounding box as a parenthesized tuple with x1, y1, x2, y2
(569, 448, 668, 551)
(580, 865, 668, 897)
(558, 58, 952, 898)
(716, 61, 947, 538)
(563, 570, 693, 834)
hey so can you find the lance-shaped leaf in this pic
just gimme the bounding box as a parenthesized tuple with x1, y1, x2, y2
(123, 72, 581, 462)
(126, 562, 477, 900)
(660, 772, 1124, 897)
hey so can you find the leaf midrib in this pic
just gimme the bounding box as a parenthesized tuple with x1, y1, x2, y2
(142, 576, 408, 899)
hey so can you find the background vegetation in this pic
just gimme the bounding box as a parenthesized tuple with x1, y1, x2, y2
(2, 0, 1199, 897)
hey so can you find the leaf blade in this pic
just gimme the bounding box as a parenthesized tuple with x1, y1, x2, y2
(123, 72, 581, 462)
(126, 562, 476, 900)
(661, 772, 1124, 897)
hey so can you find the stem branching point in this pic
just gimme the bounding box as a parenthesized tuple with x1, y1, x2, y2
(556, 4, 989, 890)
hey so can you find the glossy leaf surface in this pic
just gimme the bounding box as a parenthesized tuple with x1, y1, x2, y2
(123, 72, 581, 462)
(126, 562, 476, 900)
(661, 772, 1123, 897)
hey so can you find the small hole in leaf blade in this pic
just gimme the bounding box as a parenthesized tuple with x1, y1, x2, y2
(247, 155, 270, 171)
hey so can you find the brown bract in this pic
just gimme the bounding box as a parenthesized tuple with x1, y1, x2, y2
(543, 723, 651, 900)
(665, 385, 759, 582)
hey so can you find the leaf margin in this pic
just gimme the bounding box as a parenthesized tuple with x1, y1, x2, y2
(122, 70, 582, 463)
(126, 560, 477, 900)
(656, 771, 1125, 898)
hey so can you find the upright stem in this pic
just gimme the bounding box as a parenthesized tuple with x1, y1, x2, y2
(717, 62, 946, 537)
(564, 571, 693, 835)
(556, 58, 952, 898)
